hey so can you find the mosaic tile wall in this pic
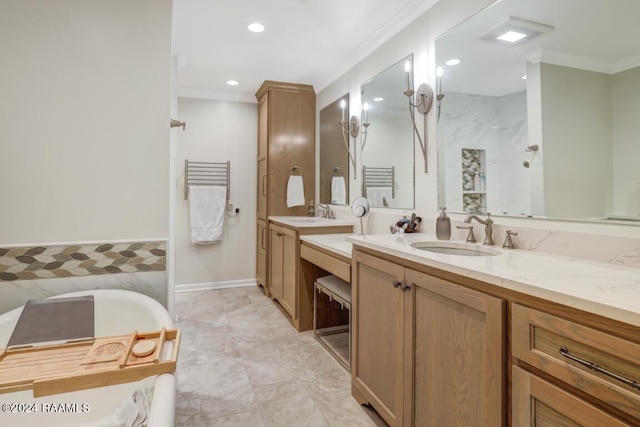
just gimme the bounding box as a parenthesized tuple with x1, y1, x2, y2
(463, 194, 485, 214)
(0, 241, 166, 282)
(461, 148, 483, 191)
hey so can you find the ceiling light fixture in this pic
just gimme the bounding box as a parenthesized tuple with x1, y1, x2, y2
(247, 22, 265, 33)
(477, 17, 553, 46)
(445, 59, 461, 66)
(496, 30, 527, 43)
(226, 80, 239, 86)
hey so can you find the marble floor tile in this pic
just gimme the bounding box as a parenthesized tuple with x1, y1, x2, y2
(174, 287, 389, 427)
(202, 408, 266, 427)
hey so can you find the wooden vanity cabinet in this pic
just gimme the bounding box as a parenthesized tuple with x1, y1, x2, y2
(255, 81, 316, 296)
(512, 366, 632, 427)
(256, 219, 267, 294)
(269, 221, 353, 332)
(351, 250, 505, 427)
(511, 303, 640, 426)
(269, 223, 297, 317)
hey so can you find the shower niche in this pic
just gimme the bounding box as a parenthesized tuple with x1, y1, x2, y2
(461, 148, 486, 213)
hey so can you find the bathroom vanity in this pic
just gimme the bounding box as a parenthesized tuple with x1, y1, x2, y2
(267, 217, 353, 331)
(348, 234, 640, 427)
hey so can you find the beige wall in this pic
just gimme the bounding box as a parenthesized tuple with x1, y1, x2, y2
(540, 63, 612, 219)
(175, 97, 257, 289)
(612, 67, 640, 217)
(0, 0, 172, 244)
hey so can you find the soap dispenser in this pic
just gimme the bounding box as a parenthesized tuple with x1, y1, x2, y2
(436, 208, 451, 240)
(307, 201, 315, 217)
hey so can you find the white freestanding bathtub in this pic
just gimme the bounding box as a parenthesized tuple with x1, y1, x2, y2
(0, 290, 176, 427)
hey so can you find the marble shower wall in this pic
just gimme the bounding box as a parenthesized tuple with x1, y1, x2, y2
(0, 240, 167, 314)
(440, 91, 529, 216)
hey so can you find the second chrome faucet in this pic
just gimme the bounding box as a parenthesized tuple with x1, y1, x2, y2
(463, 213, 494, 246)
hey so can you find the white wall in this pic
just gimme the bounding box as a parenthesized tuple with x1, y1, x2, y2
(611, 67, 640, 217)
(174, 97, 257, 290)
(0, 0, 172, 244)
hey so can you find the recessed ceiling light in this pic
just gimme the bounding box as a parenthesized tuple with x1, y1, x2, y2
(226, 80, 239, 86)
(445, 59, 461, 66)
(373, 97, 384, 102)
(496, 31, 527, 43)
(521, 74, 527, 80)
(247, 22, 265, 33)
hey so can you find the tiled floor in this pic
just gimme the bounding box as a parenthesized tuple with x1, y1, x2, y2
(174, 286, 387, 427)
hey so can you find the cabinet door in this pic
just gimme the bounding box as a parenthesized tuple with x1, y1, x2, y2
(258, 95, 268, 159)
(256, 219, 268, 292)
(512, 366, 631, 427)
(257, 158, 267, 219)
(269, 225, 284, 301)
(280, 226, 297, 317)
(352, 251, 406, 427)
(405, 269, 505, 427)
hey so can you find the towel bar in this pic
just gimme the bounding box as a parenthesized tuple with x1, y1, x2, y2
(362, 165, 395, 199)
(184, 160, 230, 201)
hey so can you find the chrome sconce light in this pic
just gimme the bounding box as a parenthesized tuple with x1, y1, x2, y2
(360, 102, 371, 152)
(403, 60, 433, 173)
(436, 66, 445, 121)
(339, 99, 359, 178)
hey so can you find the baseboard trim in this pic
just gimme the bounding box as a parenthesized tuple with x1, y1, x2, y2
(175, 279, 257, 293)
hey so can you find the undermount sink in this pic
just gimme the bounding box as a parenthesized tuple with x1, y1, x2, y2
(410, 241, 502, 256)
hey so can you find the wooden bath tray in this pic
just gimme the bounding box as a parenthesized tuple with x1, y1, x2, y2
(0, 328, 180, 397)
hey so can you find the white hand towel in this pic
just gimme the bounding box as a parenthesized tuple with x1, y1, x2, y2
(365, 187, 393, 207)
(331, 176, 346, 205)
(286, 175, 305, 207)
(189, 185, 226, 244)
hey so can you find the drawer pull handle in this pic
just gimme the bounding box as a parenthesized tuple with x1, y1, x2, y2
(392, 280, 401, 288)
(560, 346, 640, 391)
(400, 283, 411, 292)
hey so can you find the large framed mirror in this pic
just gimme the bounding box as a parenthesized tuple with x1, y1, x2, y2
(361, 54, 415, 209)
(436, 0, 640, 223)
(319, 94, 350, 205)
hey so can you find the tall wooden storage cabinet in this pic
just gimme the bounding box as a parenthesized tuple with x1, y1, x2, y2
(255, 81, 316, 296)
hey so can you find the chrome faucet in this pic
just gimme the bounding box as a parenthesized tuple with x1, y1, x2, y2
(463, 213, 494, 246)
(315, 204, 333, 218)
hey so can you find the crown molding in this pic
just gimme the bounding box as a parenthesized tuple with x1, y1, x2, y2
(177, 87, 257, 104)
(315, 0, 441, 93)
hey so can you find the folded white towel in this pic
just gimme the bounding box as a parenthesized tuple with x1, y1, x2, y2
(286, 175, 305, 207)
(366, 187, 393, 207)
(81, 377, 156, 427)
(331, 176, 346, 205)
(189, 185, 226, 244)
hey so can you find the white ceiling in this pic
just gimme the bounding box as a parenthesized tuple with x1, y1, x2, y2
(172, 0, 439, 102)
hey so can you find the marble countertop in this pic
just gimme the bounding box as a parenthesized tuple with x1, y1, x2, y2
(299, 233, 353, 259)
(269, 216, 355, 229)
(347, 233, 640, 328)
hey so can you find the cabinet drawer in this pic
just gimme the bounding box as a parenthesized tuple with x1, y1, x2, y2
(512, 366, 632, 426)
(512, 304, 640, 420)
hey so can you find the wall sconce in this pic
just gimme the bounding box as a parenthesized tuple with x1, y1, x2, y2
(404, 60, 433, 173)
(360, 103, 370, 152)
(339, 99, 358, 178)
(436, 66, 445, 121)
